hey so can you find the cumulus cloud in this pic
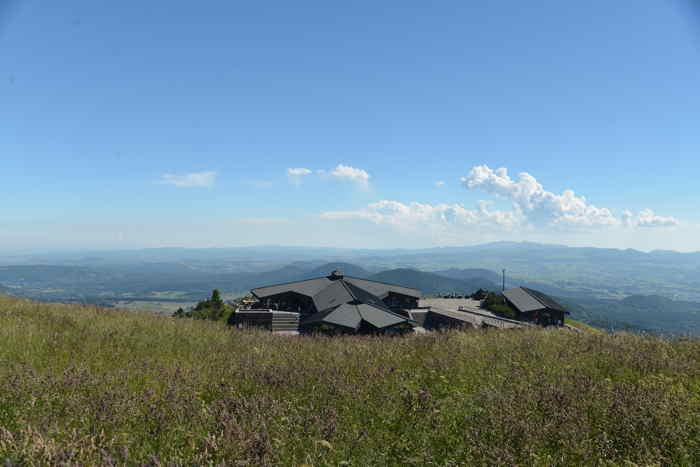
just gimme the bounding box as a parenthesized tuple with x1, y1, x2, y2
(435, 180, 445, 186)
(622, 209, 679, 228)
(321, 165, 679, 241)
(160, 171, 216, 188)
(462, 165, 619, 228)
(321, 200, 521, 234)
(462, 165, 679, 230)
(330, 164, 370, 189)
(286, 167, 312, 185)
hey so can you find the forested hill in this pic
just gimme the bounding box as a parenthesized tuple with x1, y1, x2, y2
(434, 268, 502, 284)
(563, 294, 700, 335)
(368, 269, 497, 295)
(304, 263, 371, 279)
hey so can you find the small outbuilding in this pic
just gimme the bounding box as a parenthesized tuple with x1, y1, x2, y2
(503, 287, 569, 326)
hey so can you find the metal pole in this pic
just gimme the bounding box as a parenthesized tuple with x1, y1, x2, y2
(502, 269, 505, 292)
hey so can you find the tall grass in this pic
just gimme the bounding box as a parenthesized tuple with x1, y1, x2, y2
(1, 296, 699, 465)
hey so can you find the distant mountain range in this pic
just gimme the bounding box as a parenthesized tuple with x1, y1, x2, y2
(305, 262, 372, 279)
(368, 268, 496, 295)
(2, 241, 700, 335)
(232, 263, 495, 296)
(0, 262, 491, 301)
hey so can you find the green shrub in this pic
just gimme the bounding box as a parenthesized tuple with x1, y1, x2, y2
(484, 292, 517, 319)
(174, 289, 232, 321)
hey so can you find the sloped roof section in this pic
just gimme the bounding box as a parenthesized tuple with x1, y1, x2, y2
(251, 274, 420, 302)
(343, 276, 421, 299)
(305, 304, 363, 330)
(503, 287, 542, 312)
(504, 287, 569, 314)
(356, 304, 407, 328)
(251, 277, 330, 299)
(303, 302, 410, 331)
(343, 281, 390, 309)
(521, 287, 569, 313)
(312, 280, 355, 313)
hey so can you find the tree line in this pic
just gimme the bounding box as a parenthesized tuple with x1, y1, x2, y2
(173, 289, 235, 322)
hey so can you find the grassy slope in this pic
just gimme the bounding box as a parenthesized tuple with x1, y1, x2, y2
(566, 318, 604, 333)
(0, 296, 699, 465)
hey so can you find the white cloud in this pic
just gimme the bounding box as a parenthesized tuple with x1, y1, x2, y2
(435, 180, 445, 186)
(287, 164, 371, 189)
(322, 200, 521, 234)
(622, 209, 679, 228)
(287, 168, 312, 176)
(320, 165, 680, 243)
(330, 164, 370, 189)
(462, 165, 679, 230)
(286, 168, 312, 185)
(160, 171, 216, 188)
(462, 165, 619, 228)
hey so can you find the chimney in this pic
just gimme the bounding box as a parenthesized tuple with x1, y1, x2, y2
(329, 269, 344, 280)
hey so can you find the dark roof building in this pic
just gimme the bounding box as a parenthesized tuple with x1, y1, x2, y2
(246, 270, 420, 334)
(503, 287, 569, 326)
(236, 271, 573, 334)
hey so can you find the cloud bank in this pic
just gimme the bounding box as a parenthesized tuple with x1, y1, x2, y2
(321, 165, 679, 239)
(322, 200, 520, 232)
(462, 165, 678, 229)
(160, 171, 216, 188)
(622, 209, 679, 228)
(462, 165, 618, 228)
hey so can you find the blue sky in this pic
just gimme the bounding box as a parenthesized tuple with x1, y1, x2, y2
(1, 0, 699, 251)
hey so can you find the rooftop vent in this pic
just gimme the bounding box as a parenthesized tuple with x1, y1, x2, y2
(329, 269, 344, 280)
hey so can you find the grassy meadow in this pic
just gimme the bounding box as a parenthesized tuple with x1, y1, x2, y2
(0, 296, 699, 465)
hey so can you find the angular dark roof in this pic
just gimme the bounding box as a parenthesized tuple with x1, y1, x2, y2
(343, 281, 388, 308)
(304, 303, 363, 329)
(503, 287, 569, 314)
(251, 275, 421, 302)
(250, 272, 419, 331)
(503, 287, 541, 312)
(251, 277, 330, 298)
(312, 280, 354, 312)
(342, 276, 421, 299)
(304, 303, 409, 331)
